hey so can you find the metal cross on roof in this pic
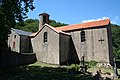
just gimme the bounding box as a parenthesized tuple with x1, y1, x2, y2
(98, 37, 104, 44)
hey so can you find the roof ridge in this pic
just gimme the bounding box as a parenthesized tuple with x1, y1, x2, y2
(81, 18, 110, 24)
(11, 28, 32, 36)
(30, 24, 70, 37)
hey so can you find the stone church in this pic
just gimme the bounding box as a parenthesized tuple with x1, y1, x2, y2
(8, 28, 32, 53)
(8, 12, 113, 65)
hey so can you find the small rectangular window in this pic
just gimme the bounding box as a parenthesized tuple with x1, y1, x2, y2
(13, 42, 15, 48)
(43, 32, 48, 43)
(14, 35, 16, 38)
(81, 31, 86, 42)
(43, 16, 46, 24)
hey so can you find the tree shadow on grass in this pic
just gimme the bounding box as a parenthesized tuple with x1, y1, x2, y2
(0, 66, 112, 80)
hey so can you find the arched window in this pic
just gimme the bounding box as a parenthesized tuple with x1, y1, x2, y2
(43, 32, 48, 43)
(81, 30, 86, 42)
(14, 35, 16, 38)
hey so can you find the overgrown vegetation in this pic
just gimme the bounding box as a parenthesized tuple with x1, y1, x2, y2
(87, 61, 98, 68)
(111, 24, 120, 60)
(1, 61, 117, 80)
(0, 65, 93, 80)
(49, 20, 68, 27)
(67, 64, 80, 72)
(15, 19, 39, 32)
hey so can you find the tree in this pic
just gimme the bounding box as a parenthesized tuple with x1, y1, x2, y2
(0, 0, 35, 45)
(111, 24, 120, 59)
(50, 20, 68, 27)
(15, 19, 39, 32)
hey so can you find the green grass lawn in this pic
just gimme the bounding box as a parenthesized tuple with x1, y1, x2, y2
(0, 61, 119, 80)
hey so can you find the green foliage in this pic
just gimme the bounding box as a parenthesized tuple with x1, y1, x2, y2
(67, 64, 80, 72)
(87, 61, 98, 67)
(50, 20, 68, 27)
(15, 19, 39, 32)
(111, 24, 120, 59)
(0, 0, 35, 41)
(15, 19, 68, 32)
(0, 65, 95, 80)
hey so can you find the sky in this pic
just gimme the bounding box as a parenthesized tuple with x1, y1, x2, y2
(27, 0, 120, 25)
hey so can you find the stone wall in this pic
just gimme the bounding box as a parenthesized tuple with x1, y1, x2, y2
(0, 49, 36, 69)
(59, 33, 70, 65)
(85, 27, 109, 62)
(107, 25, 113, 65)
(70, 30, 82, 61)
(8, 30, 31, 53)
(20, 36, 31, 53)
(8, 30, 20, 53)
(69, 37, 80, 64)
(97, 27, 110, 62)
(70, 26, 112, 64)
(32, 25, 59, 64)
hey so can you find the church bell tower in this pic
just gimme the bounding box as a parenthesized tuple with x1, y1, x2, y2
(39, 12, 50, 30)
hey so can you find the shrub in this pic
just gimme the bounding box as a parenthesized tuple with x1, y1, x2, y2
(88, 61, 98, 67)
(67, 64, 80, 72)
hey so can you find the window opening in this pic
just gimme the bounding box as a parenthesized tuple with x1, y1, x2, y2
(13, 41, 15, 48)
(81, 30, 86, 42)
(43, 32, 48, 43)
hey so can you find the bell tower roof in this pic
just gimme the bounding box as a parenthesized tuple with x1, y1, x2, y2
(39, 12, 50, 16)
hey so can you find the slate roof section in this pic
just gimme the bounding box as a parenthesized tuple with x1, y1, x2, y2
(11, 28, 32, 36)
(56, 19, 110, 31)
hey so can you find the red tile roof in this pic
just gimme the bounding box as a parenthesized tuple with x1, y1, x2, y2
(56, 19, 110, 31)
(30, 19, 110, 37)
